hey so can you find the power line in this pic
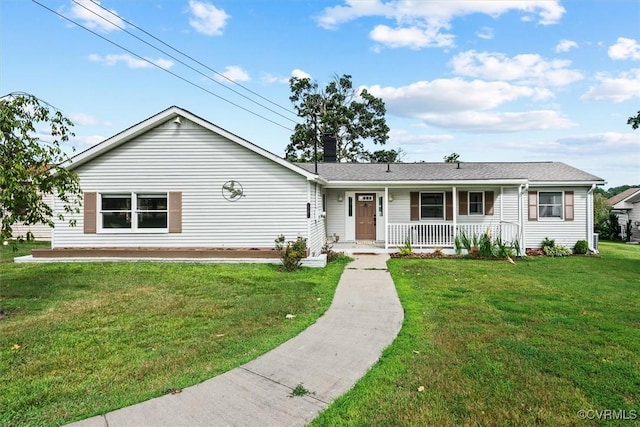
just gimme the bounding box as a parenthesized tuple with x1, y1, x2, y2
(31, 0, 295, 132)
(72, 0, 298, 124)
(82, 0, 297, 120)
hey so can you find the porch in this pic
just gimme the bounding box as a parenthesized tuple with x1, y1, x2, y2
(331, 222, 520, 254)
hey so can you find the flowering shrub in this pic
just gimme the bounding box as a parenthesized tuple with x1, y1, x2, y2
(275, 235, 307, 271)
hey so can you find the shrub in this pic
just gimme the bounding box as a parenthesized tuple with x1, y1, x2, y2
(543, 244, 572, 257)
(321, 237, 344, 263)
(398, 238, 413, 256)
(574, 240, 589, 254)
(541, 237, 555, 250)
(275, 235, 307, 271)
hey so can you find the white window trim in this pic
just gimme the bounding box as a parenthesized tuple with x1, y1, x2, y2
(468, 191, 484, 216)
(98, 192, 169, 233)
(538, 190, 564, 221)
(420, 191, 446, 221)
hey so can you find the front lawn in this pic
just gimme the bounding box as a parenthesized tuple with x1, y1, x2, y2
(312, 242, 640, 426)
(0, 243, 349, 426)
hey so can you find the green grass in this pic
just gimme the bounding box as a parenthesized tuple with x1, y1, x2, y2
(312, 242, 640, 426)
(0, 242, 350, 426)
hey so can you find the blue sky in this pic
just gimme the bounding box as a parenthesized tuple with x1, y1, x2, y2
(2, 0, 639, 187)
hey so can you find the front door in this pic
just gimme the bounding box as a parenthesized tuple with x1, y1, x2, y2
(356, 193, 376, 240)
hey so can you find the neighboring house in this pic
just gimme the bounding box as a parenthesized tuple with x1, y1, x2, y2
(608, 187, 640, 242)
(42, 106, 604, 262)
(10, 193, 54, 241)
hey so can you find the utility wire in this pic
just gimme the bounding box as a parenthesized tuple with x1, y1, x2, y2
(82, 0, 297, 120)
(73, 0, 298, 124)
(31, 0, 295, 132)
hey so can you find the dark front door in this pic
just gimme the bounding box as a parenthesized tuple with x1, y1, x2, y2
(356, 193, 376, 240)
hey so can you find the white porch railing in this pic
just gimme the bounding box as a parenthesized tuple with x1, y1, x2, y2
(387, 222, 520, 248)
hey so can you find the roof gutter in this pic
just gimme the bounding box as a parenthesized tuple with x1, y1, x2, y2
(323, 179, 528, 188)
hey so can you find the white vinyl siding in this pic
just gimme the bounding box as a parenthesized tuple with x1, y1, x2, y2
(307, 182, 326, 257)
(326, 189, 345, 242)
(11, 193, 54, 241)
(52, 118, 309, 248)
(525, 187, 589, 248)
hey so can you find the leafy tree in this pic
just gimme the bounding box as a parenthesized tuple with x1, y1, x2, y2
(286, 74, 389, 162)
(444, 152, 461, 163)
(0, 93, 82, 241)
(628, 110, 640, 130)
(368, 148, 405, 163)
(593, 193, 611, 237)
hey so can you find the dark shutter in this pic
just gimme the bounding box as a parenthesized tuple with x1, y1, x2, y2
(83, 192, 96, 234)
(168, 192, 182, 233)
(564, 191, 574, 221)
(445, 191, 453, 220)
(485, 191, 494, 216)
(458, 191, 468, 215)
(528, 191, 538, 221)
(410, 192, 419, 221)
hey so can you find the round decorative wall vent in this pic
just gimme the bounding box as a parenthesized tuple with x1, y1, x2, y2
(222, 180, 244, 202)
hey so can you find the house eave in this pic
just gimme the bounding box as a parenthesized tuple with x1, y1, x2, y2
(528, 180, 606, 187)
(323, 179, 528, 188)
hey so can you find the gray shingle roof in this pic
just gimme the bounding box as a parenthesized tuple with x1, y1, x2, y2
(608, 187, 640, 206)
(296, 162, 604, 183)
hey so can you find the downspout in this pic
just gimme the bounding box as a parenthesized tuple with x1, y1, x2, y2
(452, 186, 457, 247)
(587, 184, 596, 253)
(384, 187, 389, 250)
(306, 181, 311, 250)
(518, 182, 529, 256)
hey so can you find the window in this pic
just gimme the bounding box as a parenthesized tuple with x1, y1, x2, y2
(469, 192, 484, 215)
(100, 192, 168, 231)
(101, 194, 132, 229)
(539, 192, 562, 219)
(420, 192, 444, 219)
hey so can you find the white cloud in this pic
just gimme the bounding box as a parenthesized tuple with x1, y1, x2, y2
(450, 50, 583, 86)
(291, 69, 312, 80)
(68, 113, 99, 126)
(317, 0, 565, 49)
(370, 24, 455, 49)
(608, 37, 640, 61)
(366, 79, 551, 117)
(88, 53, 174, 69)
(73, 135, 105, 146)
(476, 26, 494, 40)
(555, 39, 578, 53)
(68, 0, 124, 32)
(581, 69, 640, 103)
(188, 0, 229, 36)
(418, 110, 575, 132)
(214, 66, 250, 83)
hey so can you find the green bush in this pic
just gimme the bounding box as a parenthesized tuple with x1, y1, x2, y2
(398, 238, 413, 256)
(543, 244, 572, 257)
(574, 240, 589, 254)
(541, 237, 555, 250)
(275, 235, 308, 271)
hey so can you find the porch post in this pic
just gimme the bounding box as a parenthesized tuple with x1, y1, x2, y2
(452, 186, 457, 246)
(384, 187, 389, 249)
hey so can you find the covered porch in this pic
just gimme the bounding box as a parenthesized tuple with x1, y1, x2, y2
(324, 184, 525, 253)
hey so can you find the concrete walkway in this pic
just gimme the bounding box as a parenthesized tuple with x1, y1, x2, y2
(67, 254, 404, 427)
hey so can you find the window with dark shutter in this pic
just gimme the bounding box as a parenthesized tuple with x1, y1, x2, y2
(458, 191, 468, 215)
(410, 192, 419, 221)
(528, 191, 538, 221)
(564, 191, 574, 221)
(485, 191, 494, 216)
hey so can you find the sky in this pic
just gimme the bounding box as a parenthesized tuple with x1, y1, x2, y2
(1, 0, 639, 188)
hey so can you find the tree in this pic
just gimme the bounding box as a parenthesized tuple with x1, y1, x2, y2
(286, 74, 389, 162)
(0, 93, 82, 241)
(593, 193, 611, 237)
(628, 110, 640, 130)
(444, 152, 461, 163)
(368, 148, 406, 163)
